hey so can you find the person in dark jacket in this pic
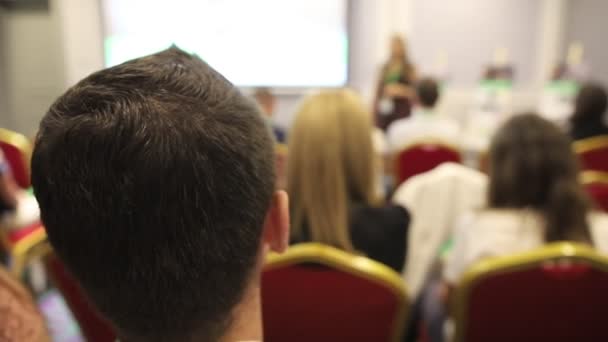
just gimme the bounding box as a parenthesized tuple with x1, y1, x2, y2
(288, 89, 409, 272)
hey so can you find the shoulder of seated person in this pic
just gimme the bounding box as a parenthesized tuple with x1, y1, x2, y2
(353, 203, 409, 224)
(589, 211, 608, 227)
(472, 208, 543, 224)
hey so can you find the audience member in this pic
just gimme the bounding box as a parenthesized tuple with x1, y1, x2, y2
(387, 78, 459, 153)
(288, 89, 410, 272)
(569, 82, 608, 140)
(254, 87, 287, 143)
(392, 162, 487, 299)
(0, 150, 18, 214)
(0, 150, 40, 231)
(31, 48, 290, 342)
(0, 265, 50, 342)
(445, 113, 608, 285)
(374, 35, 417, 131)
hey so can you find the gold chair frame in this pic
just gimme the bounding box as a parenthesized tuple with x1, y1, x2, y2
(452, 242, 608, 342)
(393, 138, 462, 183)
(0, 127, 33, 186)
(266, 243, 409, 342)
(573, 135, 608, 154)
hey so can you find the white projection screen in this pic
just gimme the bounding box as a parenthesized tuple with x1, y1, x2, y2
(101, 0, 349, 87)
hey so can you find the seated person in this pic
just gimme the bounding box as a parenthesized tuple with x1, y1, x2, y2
(288, 89, 410, 272)
(31, 48, 289, 342)
(253, 87, 287, 143)
(392, 162, 487, 299)
(0, 150, 40, 231)
(569, 82, 608, 141)
(387, 77, 460, 153)
(445, 113, 608, 285)
(0, 265, 49, 341)
(0, 150, 18, 215)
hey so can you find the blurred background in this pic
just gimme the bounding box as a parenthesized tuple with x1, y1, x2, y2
(0, 0, 606, 136)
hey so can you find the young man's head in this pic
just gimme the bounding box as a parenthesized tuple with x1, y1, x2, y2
(416, 77, 440, 109)
(32, 48, 289, 341)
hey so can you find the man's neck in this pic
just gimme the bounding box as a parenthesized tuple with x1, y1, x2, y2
(221, 283, 263, 342)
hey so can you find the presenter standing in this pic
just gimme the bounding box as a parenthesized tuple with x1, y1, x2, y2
(374, 35, 417, 131)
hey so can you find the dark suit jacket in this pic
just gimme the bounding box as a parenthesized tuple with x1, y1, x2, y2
(291, 204, 410, 272)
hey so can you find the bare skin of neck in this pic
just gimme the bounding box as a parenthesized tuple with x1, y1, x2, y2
(220, 280, 263, 342)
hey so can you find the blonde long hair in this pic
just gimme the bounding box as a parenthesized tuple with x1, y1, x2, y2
(288, 89, 379, 252)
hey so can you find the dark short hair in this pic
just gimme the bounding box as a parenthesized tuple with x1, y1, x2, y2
(571, 82, 608, 126)
(32, 48, 275, 341)
(416, 78, 439, 107)
(488, 113, 591, 243)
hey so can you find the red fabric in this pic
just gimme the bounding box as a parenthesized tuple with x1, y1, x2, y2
(0, 141, 30, 189)
(45, 254, 116, 342)
(396, 144, 461, 185)
(6, 222, 43, 245)
(585, 182, 608, 212)
(262, 263, 400, 342)
(578, 148, 608, 173)
(463, 262, 608, 342)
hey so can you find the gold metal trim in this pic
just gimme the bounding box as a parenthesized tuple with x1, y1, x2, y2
(452, 242, 608, 342)
(580, 170, 608, 185)
(0, 127, 33, 185)
(0, 224, 49, 277)
(394, 138, 461, 157)
(573, 135, 608, 154)
(275, 143, 288, 155)
(266, 243, 409, 342)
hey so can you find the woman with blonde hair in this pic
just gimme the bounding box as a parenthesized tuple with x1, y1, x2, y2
(288, 89, 410, 272)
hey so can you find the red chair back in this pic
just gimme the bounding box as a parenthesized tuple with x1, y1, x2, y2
(395, 141, 461, 185)
(0, 128, 32, 188)
(574, 135, 608, 173)
(453, 243, 608, 342)
(262, 243, 408, 342)
(581, 171, 608, 212)
(44, 253, 116, 342)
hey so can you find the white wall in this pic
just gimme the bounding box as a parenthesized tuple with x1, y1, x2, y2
(0, 6, 8, 124)
(564, 0, 608, 87)
(0, 0, 66, 136)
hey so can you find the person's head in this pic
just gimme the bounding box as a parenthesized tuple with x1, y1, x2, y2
(31, 48, 289, 342)
(571, 82, 608, 126)
(288, 89, 378, 252)
(253, 87, 276, 117)
(416, 78, 440, 109)
(390, 34, 407, 61)
(488, 113, 591, 242)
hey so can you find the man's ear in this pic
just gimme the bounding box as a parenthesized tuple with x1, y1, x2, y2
(262, 190, 290, 253)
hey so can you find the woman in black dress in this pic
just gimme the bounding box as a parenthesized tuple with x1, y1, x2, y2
(374, 35, 417, 131)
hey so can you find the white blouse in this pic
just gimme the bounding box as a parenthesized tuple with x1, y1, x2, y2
(444, 209, 608, 284)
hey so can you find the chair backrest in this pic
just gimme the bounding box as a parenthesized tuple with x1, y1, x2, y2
(44, 253, 116, 342)
(262, 243, 409, 342)
(0, 127, 32, 188)
(581, 171, 608, 212)
(395, 140, 461, 185)
(452, 242, 608, 342)
(574, 135, 608, 173)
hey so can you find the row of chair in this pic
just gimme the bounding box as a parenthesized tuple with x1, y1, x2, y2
(35, 242, 608, 342)
(391, 137, 608, 212)
(2, 128, 608, 341)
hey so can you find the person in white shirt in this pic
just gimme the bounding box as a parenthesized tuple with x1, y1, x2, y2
(445, 113, 608, 285)
(387, 78, 460, 153)
(410, 114, 608, 342)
